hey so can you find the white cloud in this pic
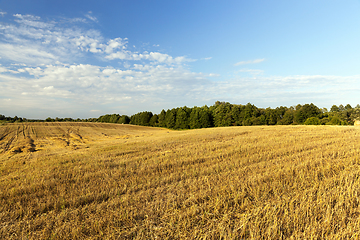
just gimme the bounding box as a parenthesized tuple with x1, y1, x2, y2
(105, 50, 195, 65)
(0, 43, 57, 64)
(13, 14, 55, 28)
(0, 11, 6, 17)
(0, 17, 107, 64)
(0, 65, 8, 73)
(0, 14, 195, 68)
(4, 12, 357, 118)
(208, 73, 220, 77)
(105, 51, 129, 60)
(104, 38, 127, 54)
(0, 61, 213, 116)
(1, 56, 360, 117)
(67, 17, 87, 23)
(237, 68, 264, 75)
(234, 58, 265, 66)
(85, 11, 98, 22)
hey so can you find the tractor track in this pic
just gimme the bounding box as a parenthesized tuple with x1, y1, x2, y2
(0, 124, 36, 153)
(3, 136, 15, 152)
(0, 127, 11, 141)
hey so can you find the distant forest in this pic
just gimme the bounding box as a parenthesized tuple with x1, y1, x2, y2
(2, 102, 360, 129)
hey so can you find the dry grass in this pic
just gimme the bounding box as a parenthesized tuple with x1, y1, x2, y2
(1, 123, 360, 239)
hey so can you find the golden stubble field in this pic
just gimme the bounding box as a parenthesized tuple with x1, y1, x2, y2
(1, 122, 360, 239)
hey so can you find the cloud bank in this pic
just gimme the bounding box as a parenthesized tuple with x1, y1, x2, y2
(0, 13, 359, 118)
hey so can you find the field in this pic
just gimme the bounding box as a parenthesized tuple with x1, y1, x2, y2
(1, 122, 360, 239)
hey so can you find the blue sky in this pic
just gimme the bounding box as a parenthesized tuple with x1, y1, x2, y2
(1, 0, 360, 119)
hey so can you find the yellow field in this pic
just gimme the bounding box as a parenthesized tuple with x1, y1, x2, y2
(1, 123, 360, 239)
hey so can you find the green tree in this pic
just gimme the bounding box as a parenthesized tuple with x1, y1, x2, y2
(213, 102, 233, 127)
(231, 105, 243, 126)
(165, 109, 177, 129)
(149, 114, 159, 127)
(157, 110, 167, 127)
(345, 104, 352, 110)
(338, 104, 345, 111)
(189, 107, 201, 129)
(278, 108, 295, 125)
(98, 114, 111, 122)
(109, 114, 120, 123)
(304, 117, 321, 125)
(130, 111, 153, 126)
(264, 108, 278, 125)
(198, 106, 213, 128)
(243, 103, 259, 120)
(330, 105, 339, 112)
(327, 116, 342, 125)
(294, 103, 321, 124)
(175, 107, 191, 129)
(45, 117, 54, 122)
(118, 115, 130, 124)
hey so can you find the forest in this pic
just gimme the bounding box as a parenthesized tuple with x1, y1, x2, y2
(104, 102, 360, 129)
(3, 102, 357, 129)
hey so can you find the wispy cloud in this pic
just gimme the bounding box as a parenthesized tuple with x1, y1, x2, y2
(0, 11, 6, 17)
(0, 14, 194, 66)
(2, 58, 359, 117)
(234, 58, 265, 66)
(1, 12, 357, 118)
(0, 13, 209, 117)
(65, 17, 87, 23)
(0, 62, 215, 117)
(85, 11, 98, 22)
(0, 43, 57, 64)
(13, 14, 55, 28)
(105, 50, 195, 64)
(236, 68, 264, 75)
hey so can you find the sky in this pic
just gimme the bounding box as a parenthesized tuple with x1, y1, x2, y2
(1, 0, 360, 119)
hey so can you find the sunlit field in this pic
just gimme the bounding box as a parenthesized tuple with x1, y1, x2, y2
(1, 122, 360, 239)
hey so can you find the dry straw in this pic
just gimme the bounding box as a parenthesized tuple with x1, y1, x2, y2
(1, 123, 360, 239)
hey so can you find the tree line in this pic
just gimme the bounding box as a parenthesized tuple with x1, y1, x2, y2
(2, 102, 360, 128)
(90, 102, 360, 129)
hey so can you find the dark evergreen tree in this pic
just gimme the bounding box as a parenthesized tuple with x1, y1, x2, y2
(198, 106, 213, 128)
(165, 109, 177, 129)
(158, 109, 167, 127)
(130, 111, 153, 126)
(189, 107, 201, 129)
(175, 107, 191, 129)
(149, 114, 159, 127)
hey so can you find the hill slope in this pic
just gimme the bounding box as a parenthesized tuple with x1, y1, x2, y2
(1, 123, 360, 239)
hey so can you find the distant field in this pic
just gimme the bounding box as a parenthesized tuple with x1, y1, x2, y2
(1, 123, 360, 239)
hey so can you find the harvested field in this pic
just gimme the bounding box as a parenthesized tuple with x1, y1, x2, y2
(1, 123, 360, 239)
